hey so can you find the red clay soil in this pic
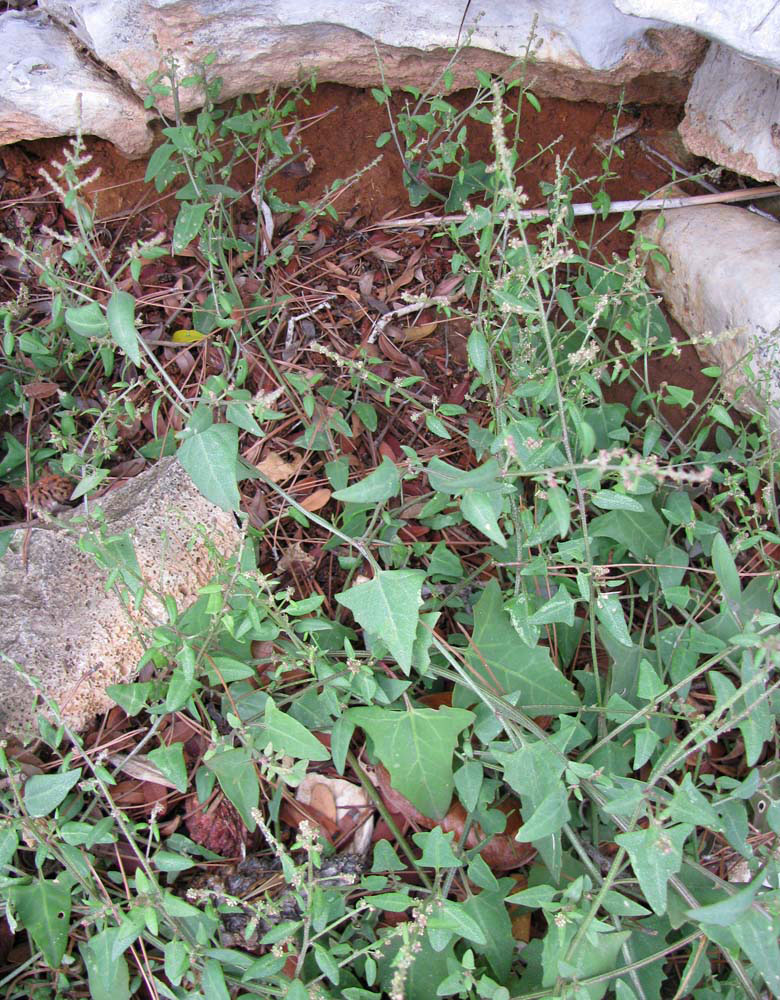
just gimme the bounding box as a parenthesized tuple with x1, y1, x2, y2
(0, 83, 713, 416)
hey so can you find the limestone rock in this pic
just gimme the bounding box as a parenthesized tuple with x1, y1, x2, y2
(615, 0, 780, 72)
(0, 10, 153, 156)
(37, 0, 703, 111)
(0, 458, 241, 739)
(638, 205, 780, 435)
(679, 44, 780, 183)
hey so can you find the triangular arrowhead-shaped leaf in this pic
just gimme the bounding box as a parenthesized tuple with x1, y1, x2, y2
(461, 489, 506, 546)
(590, 497, 666, 560)
(106, 290, 141, 365)
(24, 768, 82, 817)
(205, 747, 258, 831)
(11, 877, 72, 968)
(615, 824, 691, 915)
(467, 580, 580, 711)
(332, 456, 400, 504)
(336, 569, 425, 673)
(178, 423, 240, 512)
(347, 704, 474, 819)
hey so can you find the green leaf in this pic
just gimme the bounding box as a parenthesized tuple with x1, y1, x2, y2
(314, 943, 340, 985)
(65, 302, 108, 339)
(686, 872, 762, 926)
(428, 899, 486, 946)
(372, 839, 406, 872)
(462, 890, 514, 982)
(595, 592, 633, 648)
(106, 290, 141, 365)
(347, 704, 474, 819)
(110, 908, 147, 960)
(514, 783, 570, 842)
(336, 569, 425, 674)
(412, 827, 462, 869)
(172, 201, 210, 253)
(225, 401, 264, 436)
(467, 580, 580, 710)
(665, 774, 723, 831)
(205, 748, 259, 831)
(147, 743, 188, 794)
(591, 490, 645, 512)
(467, 327, 488, 374)
(590, 498, 666, 559)
(425, 412, 451, 439)
(711, 533, 741, 604)
(24, 768, 82, 817)
(107, 681, 154, 717)
(178, 423, 240, 511)
(426, 457, 502, 495)
(263, 699, 330, 761)
(332, 456, 400, 504)
(547, 486, 570, 537)
(11, 877, 72, 968)
(461, 489, 506, 546)
(636, 659, 665, 700)
(80, 929, 131, 1000)
(726, 907, 780, 995)
(738, 651, 773, 766)
(615, 824, 692, 915)
(527, 585, 575, 627)
(144, 141, 175, 183)
(164, 939, 190, 986)
(202, 958, 230, 1000)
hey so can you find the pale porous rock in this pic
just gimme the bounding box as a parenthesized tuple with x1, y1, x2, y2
(638, 206, 780, 435)
(616, 2, 780, 183)
(0, 458, 241, 739)
(0, 10, 153, 156)
(679, 44, 780, 183)
(36, 0, 703, 116)
(615, 1, 780, 72)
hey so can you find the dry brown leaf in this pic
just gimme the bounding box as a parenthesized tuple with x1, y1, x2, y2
(257, 452, 302, 484)
(370, 246, 403, 264)
(337, 284, 362, 305)
(399, 321, 438, 343)
(301, 487, 331, 512)
(296, 774, 374, 854)
(433, 274, 464, 297)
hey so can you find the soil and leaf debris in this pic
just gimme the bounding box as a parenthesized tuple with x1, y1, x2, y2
(0, 52, 779, 1000)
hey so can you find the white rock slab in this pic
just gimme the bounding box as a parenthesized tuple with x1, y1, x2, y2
(0, 458, 241, 738)
(638, 206, 780, 435)
(0, 10, 153, 156)
(679, 44, 780, 182)
(615, 0, 780, 73)
(38, 0, 702, 110)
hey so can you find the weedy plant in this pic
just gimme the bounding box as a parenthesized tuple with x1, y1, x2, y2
(1, 44, 780, 1000)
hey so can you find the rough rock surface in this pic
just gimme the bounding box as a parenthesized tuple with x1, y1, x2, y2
(679, 44, 780, 182)
(0, 10, 153, 156)
(36, 0, 704, 106)
(615, 1, 780, 72)
(616, 2, 780, 183)
(0, 458, 241, 739)
(0, 0, 705, 156)
(638, 206, 780, 435)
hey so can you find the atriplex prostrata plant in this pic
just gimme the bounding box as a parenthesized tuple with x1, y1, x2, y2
(2, 49, 780, 1000)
